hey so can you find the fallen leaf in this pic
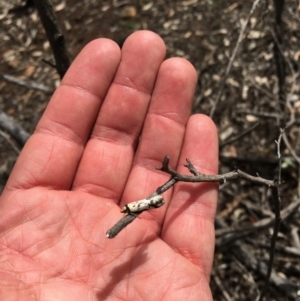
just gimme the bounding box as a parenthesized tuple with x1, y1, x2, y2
(55, 1, 66, 12)
(24, 66, 35, 76)
(223, 3, 239, 14)
(184, 31, 192, 38)
(142, 2, 153, 11)
(182, 0, 198, 6)
(246, 115, 258, 122)
(247, 30, 265, 39)
(226, 77, 239, 87)
(119, 6, 137, 18)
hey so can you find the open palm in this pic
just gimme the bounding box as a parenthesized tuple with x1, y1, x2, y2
(0, 31, 218, 301)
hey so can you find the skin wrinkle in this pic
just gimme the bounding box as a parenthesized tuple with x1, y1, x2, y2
(155, 255, 175, 279)
(126, 252, 135, 300)
(0, 212, 23, 239)
(133, 114, 186, 169)
(115, 48, 160, 94)
(38, 254, 69, 280)
(131, 225, 159, 248)
(64, 200, 86, 249)
(4, 199, 62, 256)
(132, 240, 173, 281)
(135, 117, 184, 167)
(97, 227, 139, 255)
(73, 141, 130, 197)
(185, 281, 201, 301)
(157, 283, 170, 301)
(61, 77, 112, 102)
(111, 81, 152, 103)
(109, 291, 130, 301)
(178, 191, 217, 223)
(168, 205, 215, 222)
(16, 233, 52, 256)
(84, 223, 105, 250)
(131, 168, 151, 200)
(112, 77, 153, 98)
(27, 236, 74, 280)
(43, 138, 56, 176)
(61, 41, 121, 100)
(91, 126, 138, 147)
(170, 262, 205, 298)
(15, 167, 41, 190)
(32, 211, 61, 234)
(0, 270, 30, 291)
(156, 259, 176, 301)
(35, 83, 105, 147)
(91, 249, 115, 272)
(174, 248, 207, 276)
(4, 248, 53, 279)
(87, 255, 115, 293)
(169, 215, 213, 278)
(0, 188, 18, 206)
(10, 137, 80, 191)
(74, 182, 120, 202)
(65, 252, 91, 284)
(134, 285, 145, 301)
(74, 168, 128, 200)
(187, 282, 199, 301)
(35, 120, 86, 148)
(95, 263, 126, 300)
(44, 236, 79, 276)
(28, 235, 66, 263)
(148, 110, 187, 129)
(168, 204, 210, 224)
(133, 157, 167, 171)
(92, 86, 150, 139)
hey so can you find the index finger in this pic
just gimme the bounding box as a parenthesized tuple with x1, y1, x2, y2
(4, 39, 121, 194)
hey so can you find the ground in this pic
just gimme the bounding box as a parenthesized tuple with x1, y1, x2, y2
(0, 0, 300, 300)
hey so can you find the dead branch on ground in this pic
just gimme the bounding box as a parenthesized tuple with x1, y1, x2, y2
(32, 0, 71, 79)
(210, 0, 262, 118)
(0, 73, 54, 94)
(0, 110, 30, 146)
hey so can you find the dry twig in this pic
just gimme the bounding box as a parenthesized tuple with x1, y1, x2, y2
(0, 110, 30, 146)
(107, 127, 284, 301)
(106, 155, 277, 238)
(32, 0, 71, 78)
(210, 0, 262, 118)
(0, 73, 54, 94)
(257, 129, 284, 301)
(220, 122, 260, 148)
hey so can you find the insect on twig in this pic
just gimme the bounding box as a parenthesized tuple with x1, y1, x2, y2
(120, 195, 165, 214)
(106, 195, 165, 238)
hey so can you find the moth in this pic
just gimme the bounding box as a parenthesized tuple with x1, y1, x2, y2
(121, 195, 165, 214)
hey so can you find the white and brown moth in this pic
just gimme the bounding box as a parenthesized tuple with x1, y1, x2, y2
(121, 195, 164, 214)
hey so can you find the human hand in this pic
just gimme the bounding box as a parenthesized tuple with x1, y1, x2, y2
(0, 31, 218, 300)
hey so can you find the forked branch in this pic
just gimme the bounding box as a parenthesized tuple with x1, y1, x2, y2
(106, 155, 278, 239)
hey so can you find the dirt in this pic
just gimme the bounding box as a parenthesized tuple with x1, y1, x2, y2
(1, 0, 300, 300)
